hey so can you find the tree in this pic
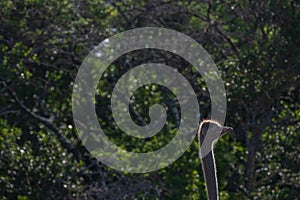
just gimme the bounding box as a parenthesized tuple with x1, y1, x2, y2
(1, 0, 299, 199)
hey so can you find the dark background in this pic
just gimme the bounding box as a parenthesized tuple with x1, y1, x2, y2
(0, 0, 299, 199)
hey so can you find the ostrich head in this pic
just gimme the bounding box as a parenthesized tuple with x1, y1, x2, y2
(198, 119, 233, 146)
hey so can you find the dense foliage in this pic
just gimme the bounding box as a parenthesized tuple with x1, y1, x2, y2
(0, 0, 299, 199)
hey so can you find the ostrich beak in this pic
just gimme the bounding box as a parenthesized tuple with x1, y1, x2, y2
(221, 126, 233, 136)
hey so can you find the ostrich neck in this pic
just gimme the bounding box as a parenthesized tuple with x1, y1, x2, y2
(197, 121, 222, 200)
(201, 150, 218, 200)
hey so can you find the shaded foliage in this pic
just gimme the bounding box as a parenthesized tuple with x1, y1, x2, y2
(0, 0, 299, 199)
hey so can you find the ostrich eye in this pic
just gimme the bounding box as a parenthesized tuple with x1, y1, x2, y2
(220, 126, 233, 136)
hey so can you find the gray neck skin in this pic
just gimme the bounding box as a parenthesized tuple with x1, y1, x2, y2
(198, 121, 219, 200)
(201, 150, 218, 200)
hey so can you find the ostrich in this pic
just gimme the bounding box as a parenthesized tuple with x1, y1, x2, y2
(197, 119, 233, 200)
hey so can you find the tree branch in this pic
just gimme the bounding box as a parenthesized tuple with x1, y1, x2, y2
(1, 79, 81, 161)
